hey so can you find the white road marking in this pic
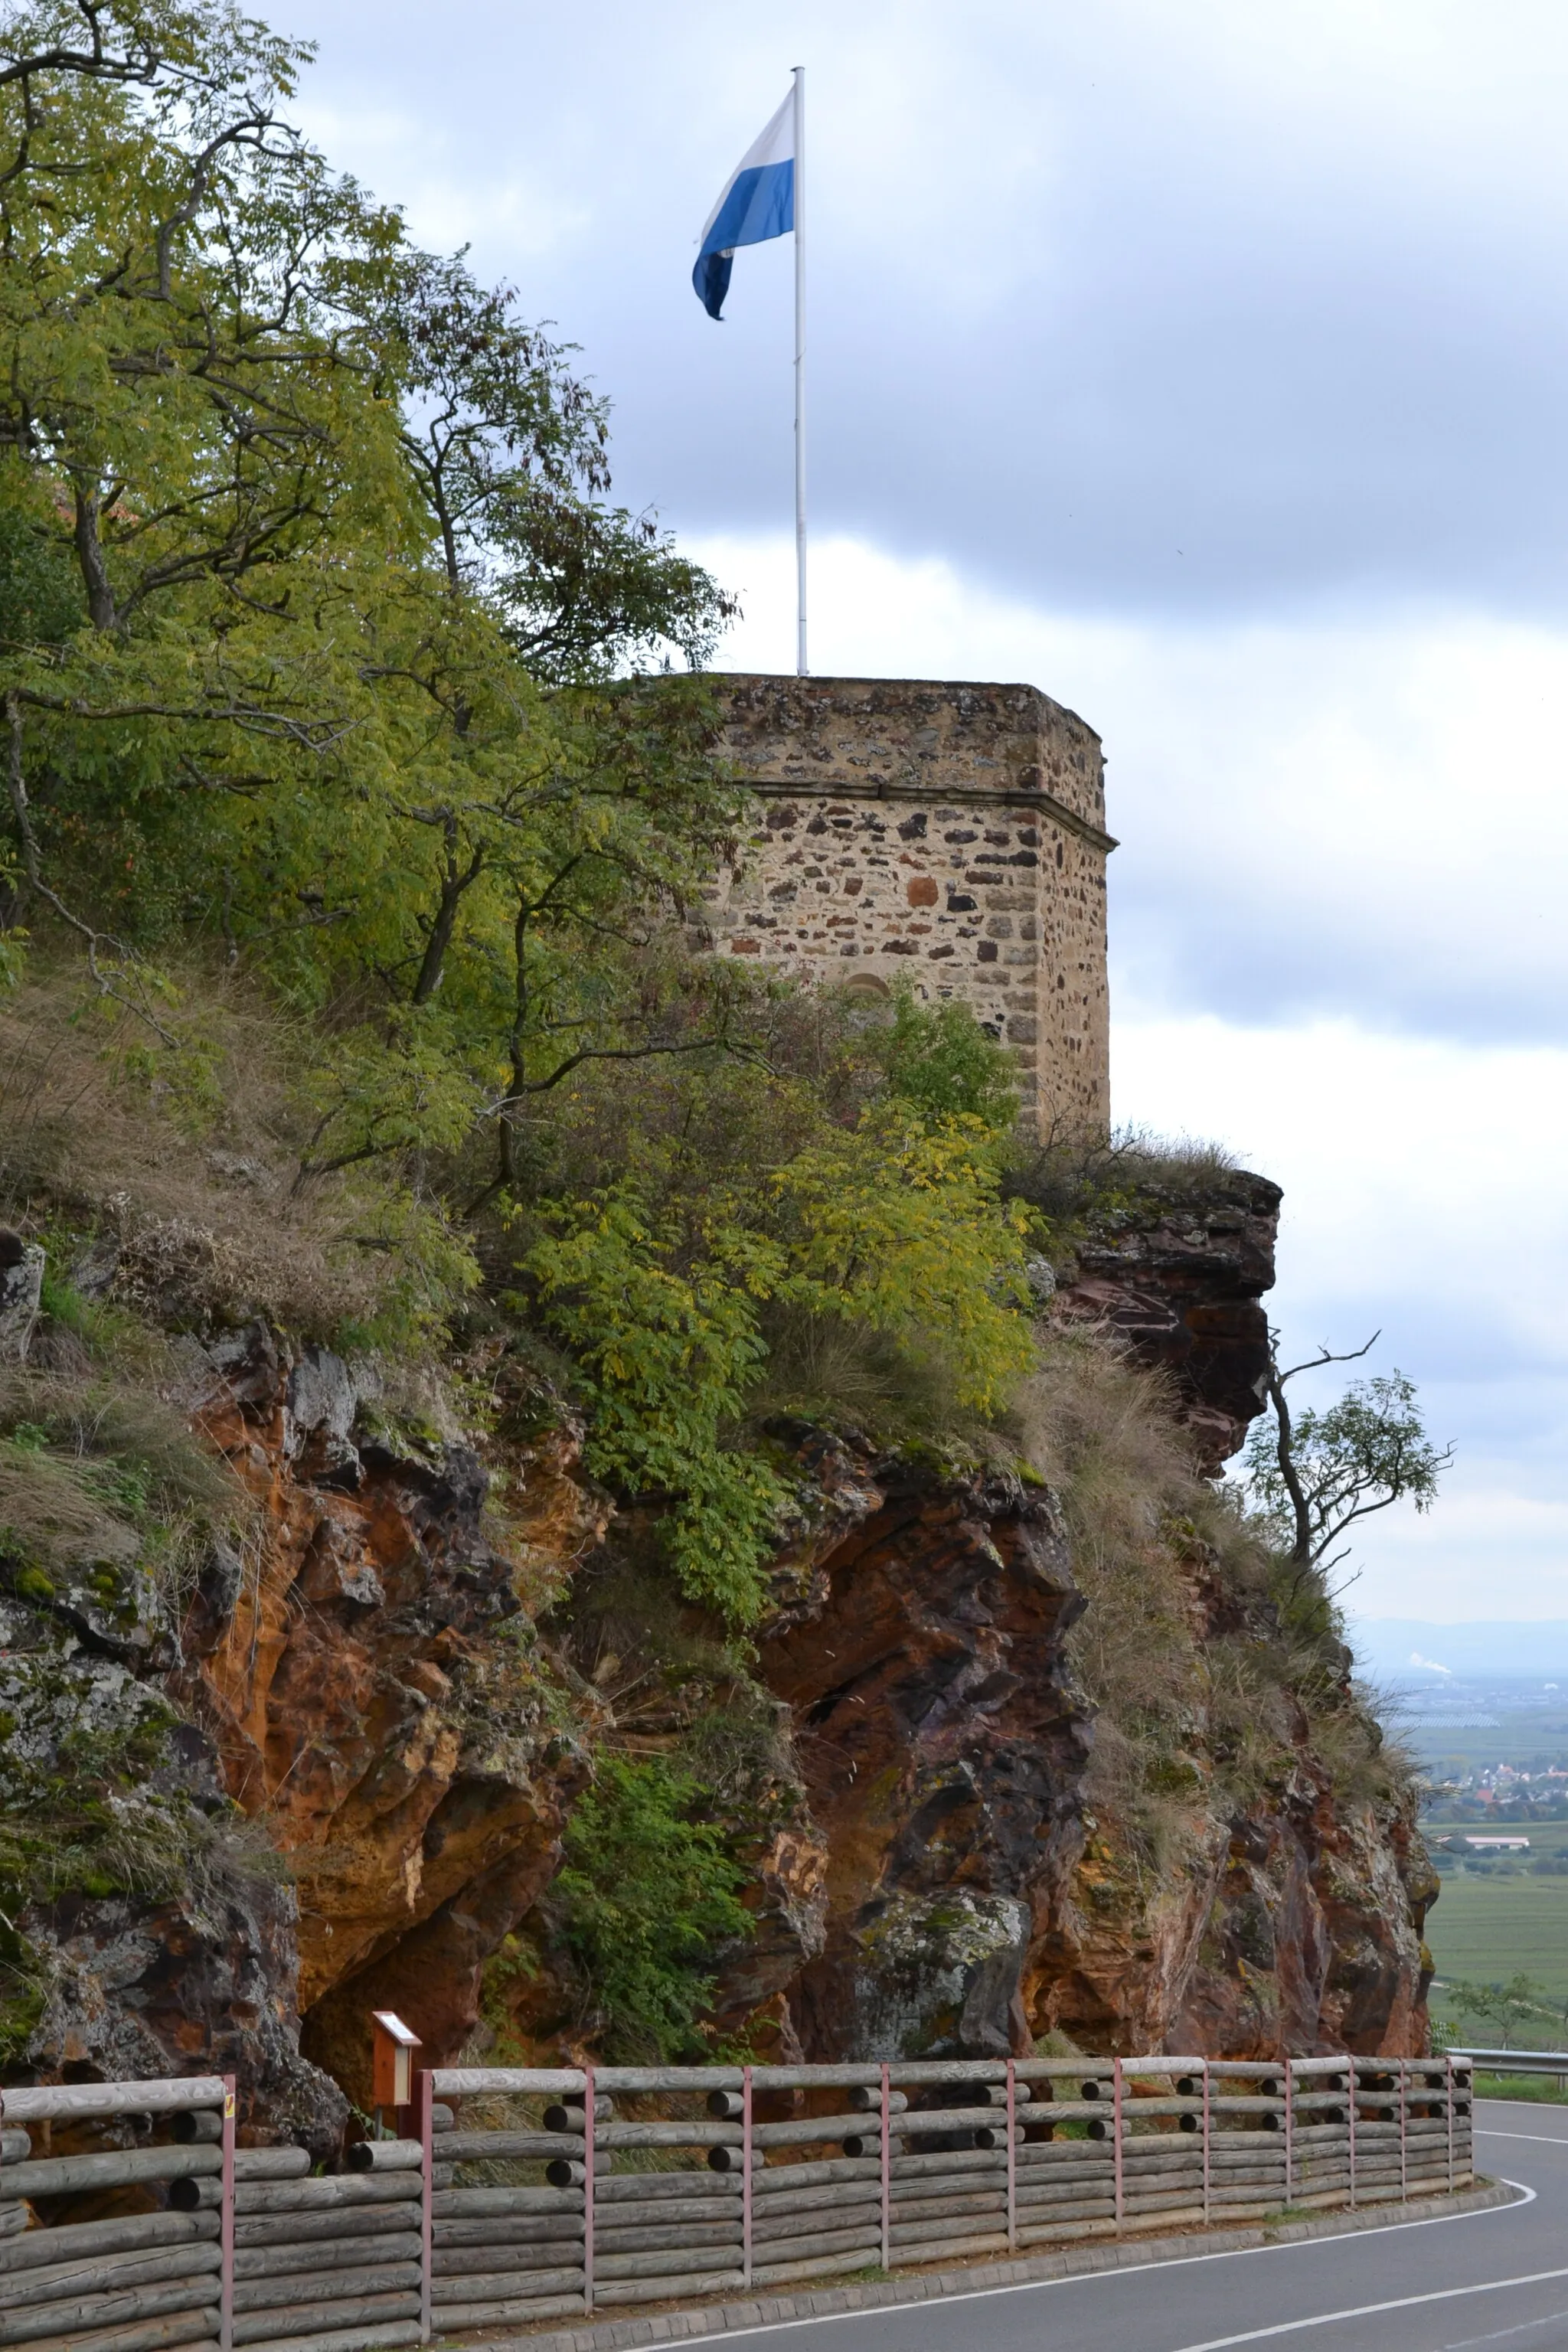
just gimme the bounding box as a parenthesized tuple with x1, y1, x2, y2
(1477, 2132, 1568, 2147)
(670, 2181, 1534, 2347)
(1165, 2263, 1568, 2352)
(1441, 2309, 1568, 2349)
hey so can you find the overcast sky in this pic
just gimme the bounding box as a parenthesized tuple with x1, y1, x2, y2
(265, 0, 1568, 1629)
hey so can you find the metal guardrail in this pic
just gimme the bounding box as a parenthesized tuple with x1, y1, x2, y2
(1448, 2047, 1568, 2077)
(0, 2054, 1476, 2346)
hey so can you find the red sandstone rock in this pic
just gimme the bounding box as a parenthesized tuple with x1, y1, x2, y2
(1054, 1171, 1282, 1471)
(169, 1325, 594, 2107)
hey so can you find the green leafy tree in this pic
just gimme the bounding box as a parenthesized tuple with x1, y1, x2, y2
(524, 1106, 1037, 1621)
(0, 0, 745, 1210)
(1442, 1973, 1554, 2050)
(364, 243, 733, 679)
(872, 988, 1020, 1139)
(522, 1187, 792, 1621)
(1243, 1337, 1451, 1580)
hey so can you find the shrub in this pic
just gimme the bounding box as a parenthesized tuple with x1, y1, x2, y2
(524, 1106, 1038, 1622)
(1014, 1325, 1419, 1874)
(552, 1756, 753, 2061)
(1008, 1123, 1241, 1233)
(870, 989, 1021, 1138)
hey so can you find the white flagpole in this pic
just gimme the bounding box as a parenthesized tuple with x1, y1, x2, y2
(792, 64, 807, 676)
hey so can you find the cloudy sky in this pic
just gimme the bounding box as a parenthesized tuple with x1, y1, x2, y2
(266, 0, 1568, 1630)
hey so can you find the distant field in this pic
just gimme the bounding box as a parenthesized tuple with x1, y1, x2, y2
(1425, 1872, 1568, 2040)
(1405, 1709, 1568, 1774)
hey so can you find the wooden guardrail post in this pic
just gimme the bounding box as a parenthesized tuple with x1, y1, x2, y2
(1398, 2056, 1408, 2200)
(742, 2063, 754, 2288)
(219, 2072, 236, 2352)
(1283, 2056, 1294, 2204)
(1446, 2053, 1455, 2192)
(583, 2060, 596, 2317)
(1201, 2059, 1211, 2223)
(1347, 2053, 1357, 2208)
(1004, 2060, 1018, 2253)
(1112, 2056, 1124, 2231)
(880, 2060, 892, 2272)
(416, 2063, 434, 2343)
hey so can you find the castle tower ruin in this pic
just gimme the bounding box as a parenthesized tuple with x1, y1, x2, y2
(704, 675, 1114, 1138)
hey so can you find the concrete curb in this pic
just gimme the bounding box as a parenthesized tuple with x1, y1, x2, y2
(451, 2178, 1517, 2351)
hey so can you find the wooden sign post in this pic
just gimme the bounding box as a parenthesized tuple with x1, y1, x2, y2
(371, 2008, 422, 2137)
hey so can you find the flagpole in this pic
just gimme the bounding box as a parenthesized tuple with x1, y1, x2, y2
(792, 64, 807, 676)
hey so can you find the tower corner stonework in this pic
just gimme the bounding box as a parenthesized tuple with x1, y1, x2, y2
(701, 673, 1114, 1138)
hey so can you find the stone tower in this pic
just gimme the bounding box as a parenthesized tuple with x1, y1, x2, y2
(703, 675, 1114, 1137)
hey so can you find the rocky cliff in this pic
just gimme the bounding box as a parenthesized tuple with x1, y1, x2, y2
(1052, 1167, 1282, 1473)
(0, 1165, 1435, 2134)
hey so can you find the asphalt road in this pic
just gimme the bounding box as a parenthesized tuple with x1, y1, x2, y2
(699, 2099, 1568, 2352)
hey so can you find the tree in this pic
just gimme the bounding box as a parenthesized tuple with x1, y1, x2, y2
(1442, 1973, 1554, 2050)
(523, 1104, 1037, 1622)
(0, 0, 745, 1192)
(873, 987, 1021, 1140)
(362, 245, 734, 679)
(1243, 1334, 1452, 1580)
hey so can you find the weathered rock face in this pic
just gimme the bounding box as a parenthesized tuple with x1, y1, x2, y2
(23, 1872, 343, 2154)
(1053, 1171, 1282, 1470)
(2, 1165, 1431, 2121)
(0, 1603, 347, 2153)
(168, 1325, 594, 2109)
(724, 1429, 1432, 2066)
(0, 1229, 44, 1362)
(752, 1440, 1090, 2060)
(1024, 1661, 1438, 2061)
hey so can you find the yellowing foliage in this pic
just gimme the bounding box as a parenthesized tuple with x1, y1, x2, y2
(525, 1108, 1038, 1622)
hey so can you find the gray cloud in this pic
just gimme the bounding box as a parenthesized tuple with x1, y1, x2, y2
(279, 0, 1568, 620)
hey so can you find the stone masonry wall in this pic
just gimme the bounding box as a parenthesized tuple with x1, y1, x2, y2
(701, 675, 1114, 1137)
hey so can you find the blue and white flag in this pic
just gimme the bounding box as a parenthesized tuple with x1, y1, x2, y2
(692, 90, 795, 319)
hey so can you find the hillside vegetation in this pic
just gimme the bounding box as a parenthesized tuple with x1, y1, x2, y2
(0, 0, 1429, 2095)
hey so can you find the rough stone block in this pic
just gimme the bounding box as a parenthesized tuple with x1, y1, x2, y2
(702, 675, 1113, 1138)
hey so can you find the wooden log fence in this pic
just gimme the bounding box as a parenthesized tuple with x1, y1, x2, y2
(0, 2055, 1472, 2345)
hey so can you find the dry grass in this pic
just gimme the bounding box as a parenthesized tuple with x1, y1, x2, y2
(746, 1304, 991, 1449)
(1010, 1122, 1246, 1231)
(0, 1367, 237, 1511)
(0, 1358, 246, 1625)
(0, 957, 463, 1345)
(1014, 1332, 1210, 1867)
(0, 1438, 138, 1576)
(1012, 1326, 1414, 1870)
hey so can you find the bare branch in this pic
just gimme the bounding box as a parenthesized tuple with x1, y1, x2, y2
(1276, 1330, 1380, 1387)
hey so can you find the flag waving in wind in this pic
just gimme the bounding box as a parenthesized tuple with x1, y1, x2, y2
(692, 90, 796, 319)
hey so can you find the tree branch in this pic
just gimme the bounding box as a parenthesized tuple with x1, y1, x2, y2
(1276, 1331, 1380, 1387)
(4, 688, 174, 1040)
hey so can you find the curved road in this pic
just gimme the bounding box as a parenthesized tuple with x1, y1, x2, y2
(701, 2100, 1568, 2352)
